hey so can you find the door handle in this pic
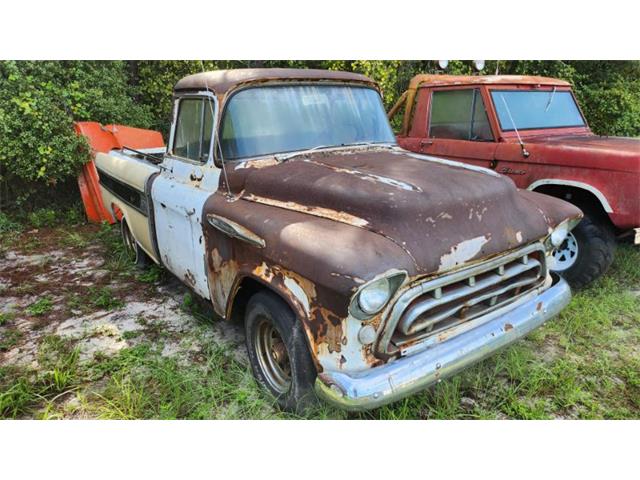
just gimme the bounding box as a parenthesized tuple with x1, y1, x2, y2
(190, 169, 204, 182)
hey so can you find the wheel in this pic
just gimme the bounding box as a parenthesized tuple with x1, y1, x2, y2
(549, 212, 615, 289)
(245, 291, 317, 412)
(120, 220, 149, 267)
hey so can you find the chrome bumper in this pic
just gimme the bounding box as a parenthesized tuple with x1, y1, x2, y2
(315, 274, 571, 411)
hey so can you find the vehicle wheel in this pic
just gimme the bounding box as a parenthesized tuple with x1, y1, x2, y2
(120, 220, 149, 268)
(245, 291, 317, 413)
(549, 213, 615, 290)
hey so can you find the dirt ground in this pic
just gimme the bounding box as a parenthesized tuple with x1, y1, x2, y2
(0, 224, 246, 378)
(1, 223, 639, 419)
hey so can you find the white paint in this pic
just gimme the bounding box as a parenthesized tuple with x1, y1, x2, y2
(516, 231, 523, 243)
(152, 90, 221, 301)
(283, 276, 310, 315)
(528, 178, 613, 213)
(438, 235, 490, 272)
(397, 150, 502, 178)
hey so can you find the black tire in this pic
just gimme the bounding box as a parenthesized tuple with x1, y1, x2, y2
(245, 291, 317, 413)
(120, 220, 150, 268)
(551, 212, 616, 290)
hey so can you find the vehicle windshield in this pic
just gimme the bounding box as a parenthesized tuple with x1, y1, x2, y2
(220, 85, 396, 160)
(491, 90, 586, 131)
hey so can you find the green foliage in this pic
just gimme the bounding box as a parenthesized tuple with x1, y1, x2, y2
(0, 60, 638, 211)
(27, 208, 57, 228)
(0, 328, 23, 351)
(88, 286, 124, 310)
(26, 297, 54, 316)
(0, 212, 20, 233)
(0, 61, 154, 208)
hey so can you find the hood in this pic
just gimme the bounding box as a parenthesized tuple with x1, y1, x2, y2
(232, 148, 581, 275)
(524, 134, 640, 153)
(519, 134, 640, 173)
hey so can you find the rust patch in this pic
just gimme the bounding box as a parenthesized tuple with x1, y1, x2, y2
(243, 193, 369, 228)
(184, 269, 196, 287)
(209, 248, 239, 317)
(504, 323, 514, 332)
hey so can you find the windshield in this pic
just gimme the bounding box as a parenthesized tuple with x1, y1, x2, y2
(220, 85, 396, 160)
(491, 90, 586, 131)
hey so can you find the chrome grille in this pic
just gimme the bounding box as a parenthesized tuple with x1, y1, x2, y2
(377, 243, 548, 356)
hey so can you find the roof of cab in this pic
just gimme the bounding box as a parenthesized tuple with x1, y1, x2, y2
(174, 68, 377, 95)
(409, 74, 571, 89)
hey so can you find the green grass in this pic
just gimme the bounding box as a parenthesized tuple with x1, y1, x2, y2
(26, 297, 54, 316)
(0, 335, 81, 418)
(0, 212, 21, 233)
(87, 287, 125, 310)
(61, 231, 89, 249)
(1, 230, 638, 419)
(0, 312, 15, 326)
(136, 264, 165, 284)
(0, 328, 23, 352)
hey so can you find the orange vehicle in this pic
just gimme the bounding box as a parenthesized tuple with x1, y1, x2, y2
(390, 74, 640, 288)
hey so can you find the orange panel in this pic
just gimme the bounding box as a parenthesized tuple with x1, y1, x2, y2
(74, 122, 165, 224)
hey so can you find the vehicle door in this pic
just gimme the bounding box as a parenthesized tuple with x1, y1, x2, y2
(151, 92, 220, 300)
(417, 87, 498, 169)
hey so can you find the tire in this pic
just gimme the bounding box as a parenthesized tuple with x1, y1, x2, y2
(245, 291, 317, 413)
(120, 220, 150, 268)
(550, 212, 615, 290)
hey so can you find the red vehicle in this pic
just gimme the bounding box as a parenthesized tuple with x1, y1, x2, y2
(390, 74, 640, 288)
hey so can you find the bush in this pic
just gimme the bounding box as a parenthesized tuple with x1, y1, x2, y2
(0, 60, 638, 213)
(0, 61, 154, 209)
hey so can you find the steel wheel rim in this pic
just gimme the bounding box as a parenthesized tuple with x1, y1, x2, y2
(253, 318, 291, 394)
(550, 231, 579, 271)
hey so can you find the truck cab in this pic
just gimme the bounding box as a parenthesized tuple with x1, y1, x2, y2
(390, 74, 640, 289)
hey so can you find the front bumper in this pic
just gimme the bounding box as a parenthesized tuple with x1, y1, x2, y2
(315, 274, 571, 411)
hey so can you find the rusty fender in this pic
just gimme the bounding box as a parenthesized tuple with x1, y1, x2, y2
(201, 190, 416, 373)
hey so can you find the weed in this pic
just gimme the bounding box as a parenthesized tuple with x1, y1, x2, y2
(0, 212, 21, 233)
(0, 328, 23, 351)
(26, 296, 54, 316)
(0, 311, 16, 326)
(62, 205, 86, 225)
(0, 368, 39, 418)
(28, 208, 58, 228)
(122, 330, 142, 340)
(88, 287, 124, 310)
(38, 335, 81, 392)
(62, 231, 88, 248)
(136, 264, 165, 284)
(181, 292, 212, 324)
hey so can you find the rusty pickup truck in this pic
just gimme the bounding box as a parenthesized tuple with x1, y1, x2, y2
(77, 68, 581, 411)
(389, 74, 640, 289)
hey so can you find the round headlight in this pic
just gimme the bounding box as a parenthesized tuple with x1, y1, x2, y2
(358, 277, 391, 315)
(550, 222, 569, 248)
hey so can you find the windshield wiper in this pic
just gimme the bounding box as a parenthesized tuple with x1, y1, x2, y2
(275, 142, 395, 162)
(275, 145, 333, 162)
(499, 94, 530, 158)
(348, 141, 396, 149)
(545, 86, 557, 112)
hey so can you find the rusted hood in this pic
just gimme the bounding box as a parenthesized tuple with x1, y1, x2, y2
(234, 148, 581, 276)
(524, 134, 640, 153)
(516, 134, 640, 173)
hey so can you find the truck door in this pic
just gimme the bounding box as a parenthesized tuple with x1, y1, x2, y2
(418, 87, 497, 169)
(151, 93, 220, 300)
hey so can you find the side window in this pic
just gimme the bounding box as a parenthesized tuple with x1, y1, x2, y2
(173, 97, 215, 161)
(429, 89, 493, 141)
